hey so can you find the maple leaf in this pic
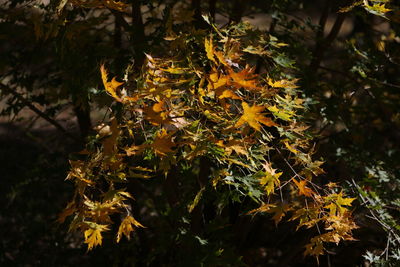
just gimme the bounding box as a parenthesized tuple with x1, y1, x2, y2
(204, 37, 217, 64)
(69, 0, 128, 11)
(235, 102, 276, 131)
(57, 201, 76, 224)
(326, 182, 338, 189)
(116, 215, 145, 243)
(207, 70, 240, 100)
(84, 198, 120, 223)
(214, 50, 229, 66)
(284, 140, 300, 154)
(259, 162, 282, 195)
(143, 101, 171, 125)
(101, 118, 120, 156)
(267, 105, 294, 121)
(364, 2, 392, 17)
(224, 138, 248, 157)
(100, 64, 124, 102)
(228, 66, 261, 90)
(243, 45, 271, 56)
(267, 78, 299, 90)
(270, 204, 291, 225)
(84, 224, 109, 251)
(67, 160, 95, 185)
(151, 129, 175, 157)
(247, 203, 276, 215)
(103, 0, 129, 11)
(125, 145, 146, 156)
(290, 207, 321, 230)
(293, 179, 314, 197)
(247, 203, 290, 225)
(304, 236, 324, 260)
(324, 192, 356, 215)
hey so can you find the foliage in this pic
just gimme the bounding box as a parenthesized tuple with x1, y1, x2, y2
(59, 4, 358, 263)
(2, 0, 400, 266)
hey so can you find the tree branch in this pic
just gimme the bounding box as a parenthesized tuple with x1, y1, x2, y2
(111, 10, 131, 32)
(310, 1, 346, 71)
(131, 0, 146, 68)
(208, 0, 216, 21)
(0, 83, 79, 142)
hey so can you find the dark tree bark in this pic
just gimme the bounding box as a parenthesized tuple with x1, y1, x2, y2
(131, 0, 146, 69)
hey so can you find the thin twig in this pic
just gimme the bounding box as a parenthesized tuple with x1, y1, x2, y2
(0, 83, 79, 142)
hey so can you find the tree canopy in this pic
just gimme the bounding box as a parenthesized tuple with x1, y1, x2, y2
(1, 0, 400, 266)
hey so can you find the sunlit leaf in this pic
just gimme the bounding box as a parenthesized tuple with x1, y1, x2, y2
(116, 215, 144, 243)
(235, 102, 276, 131)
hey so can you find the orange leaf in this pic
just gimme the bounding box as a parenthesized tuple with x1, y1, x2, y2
(235, 102, 276, 131)
(293, 179, 314, 197)
(57, 201, 75, 224)
(143, 102, 171, 126)
(229, 66, 261, 90)
(100, 64, 124, 102)
(151, 129, 175, 157)
(214, 51, 229, 66)
(207, 70, 240, 100)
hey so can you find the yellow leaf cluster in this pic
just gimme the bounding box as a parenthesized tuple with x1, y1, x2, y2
(63, 24, 357, 260)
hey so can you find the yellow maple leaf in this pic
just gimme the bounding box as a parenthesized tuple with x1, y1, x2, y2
(293, 179, 314, 197)
(260, 173, 281, 195)
(247, 203, 276, 215)
(225, 138, 248, 157)
(324, 192, 356, 215)
(214, 50, 229, 66)
(69, 0, 128, 11)
(268, 105, 294, 121)
(116, 215, 145, 243)
(284, 140, 300, 154)
(235, 102, 276, 131)
(204, 37, 217, 64)
(84, 224, 109, 251)
(100, 64, 124, 102)
(364, 3, 392, 16)
(259, 162, 282, 195)
(218, 89, 241, 100)
(269, 204, 290, 225)
(290, 207, 320, 230)
(267, 78, 299, 89)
